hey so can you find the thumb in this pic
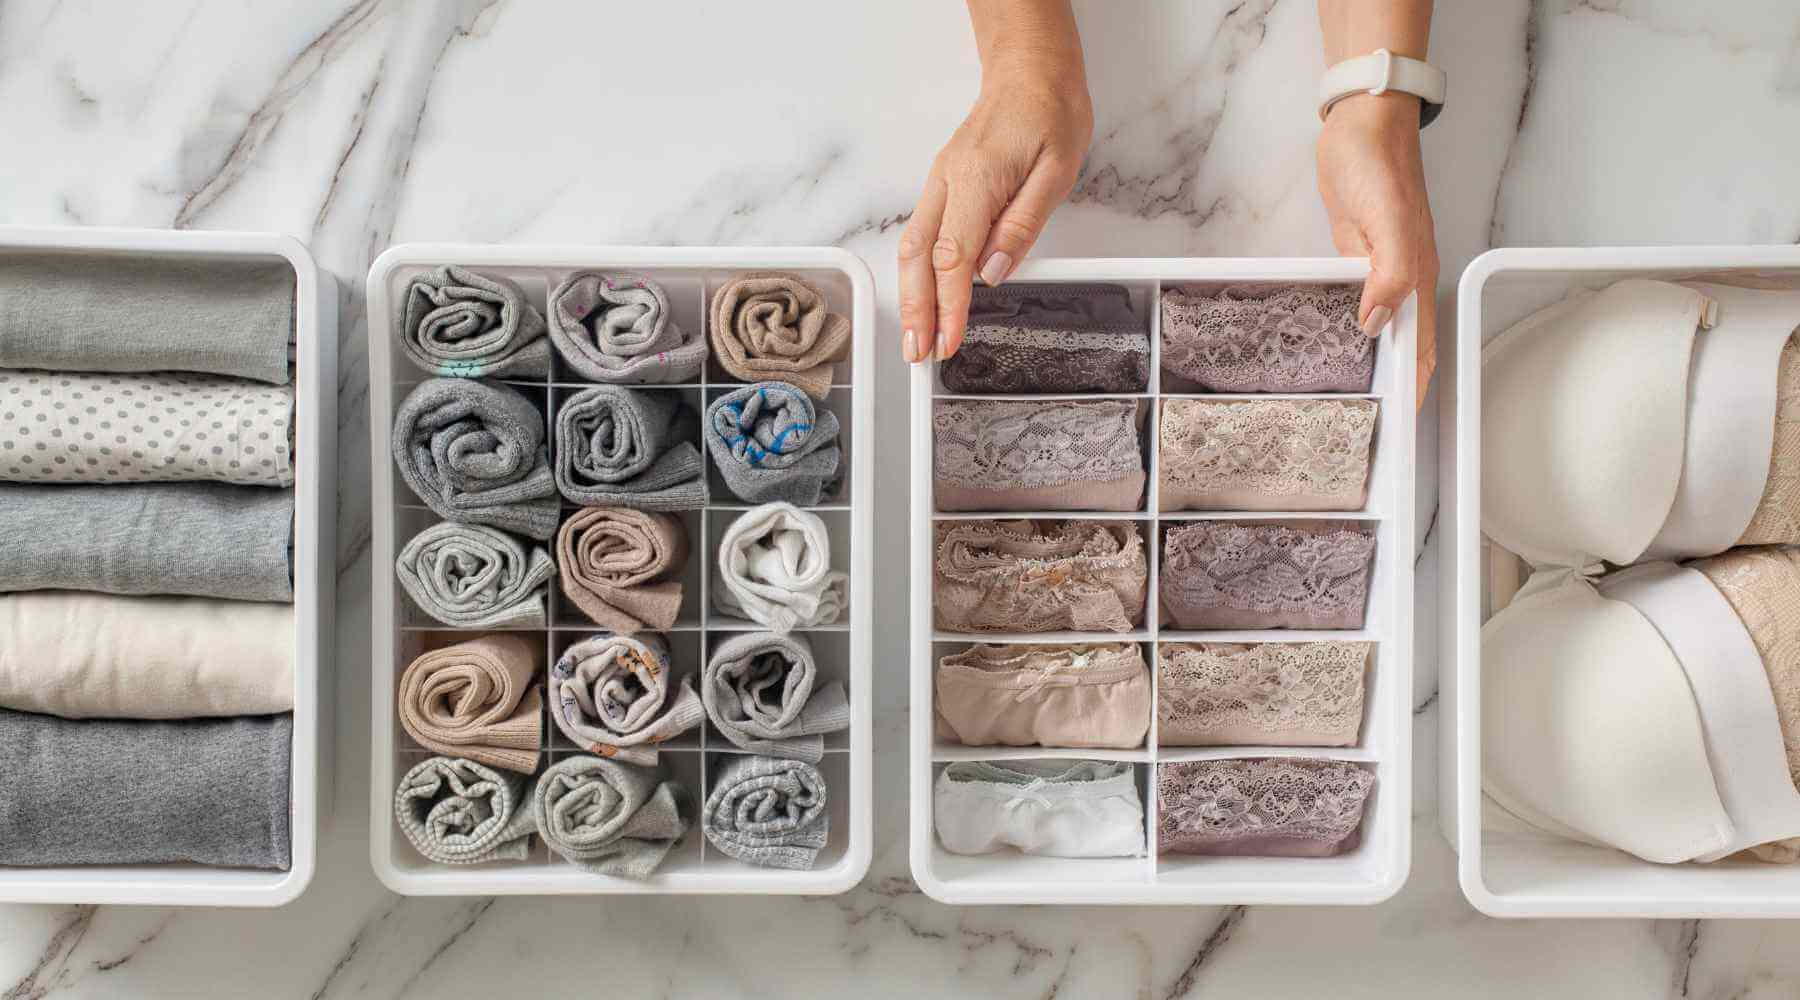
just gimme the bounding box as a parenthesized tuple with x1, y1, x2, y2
(1356, 224, 1420, 338)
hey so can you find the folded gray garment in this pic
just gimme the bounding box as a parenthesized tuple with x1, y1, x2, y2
(702, 754, 829, 870)
(392, 378, 561, 540)
(400, 266, 549, 379)
(702, 632, 850, 761)
(0, 482, 292, 601)
(704, 381, 843, 506)
(548, 272, 706, 384)
(0, 708, 292, 869)
(0, 252, 293, 384)
(535, 755, 691, 878)
(396, 521, 553, 628)
(394, 755, 537, 865)
(553, 386, 705, 510)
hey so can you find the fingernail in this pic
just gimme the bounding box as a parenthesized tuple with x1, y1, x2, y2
(937, 336, 954, 362)
(979, 251, 1013, 287)
(903, 329, 921, 364)
(1361, 305, 1393, 338)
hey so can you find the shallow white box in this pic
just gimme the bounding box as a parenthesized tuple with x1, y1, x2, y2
(0, 226, 338, 907)
(1446, 244, 1800, 918)
(910, 257, 1414, 905)
(368, 244, 872, 895)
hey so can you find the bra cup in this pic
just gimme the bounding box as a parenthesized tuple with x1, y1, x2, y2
(1482, 570, 1734, 864)
(1482, 280, 1709, 567)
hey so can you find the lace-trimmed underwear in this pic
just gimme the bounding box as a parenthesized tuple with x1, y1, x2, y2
(934, 399, 1146, 512)
(1157, 757, 1374, 857)
(933, 519, 1148, 633)
(1737, 333, 1800, 547)
(934, 759, 1145, 858)
(933, 642, 1151, 749)
(940, 283, 1149, 395)
(1159, 520, 1376, 631)
(1157, 641, 1370, 747)
(1158, 398, 1377, 512)
(1160, 284, 1374, 393)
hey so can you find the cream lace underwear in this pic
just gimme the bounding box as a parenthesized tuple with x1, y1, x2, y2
(934, 399, 1145, 512)
(1160, 284, 1375, 393)
(933, 519, 1148, 633)
(1157, 641, 1370, 747)
(1738, 334, 1800, 546)
(933, 642, 1151, 749)
(1158, 399, 1377, 512)
(1159, 520, 1376, 631)
(1157, 757, 1374, 857)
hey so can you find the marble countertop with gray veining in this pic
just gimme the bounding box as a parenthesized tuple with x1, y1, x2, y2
(3, 1, 1799, 996)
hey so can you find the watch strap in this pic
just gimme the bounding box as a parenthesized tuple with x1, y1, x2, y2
(1319, 48, 1446, 127)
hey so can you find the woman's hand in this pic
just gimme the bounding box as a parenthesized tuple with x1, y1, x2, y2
(1316, 92, 1439, 408)
(899, 2, 1093, 364)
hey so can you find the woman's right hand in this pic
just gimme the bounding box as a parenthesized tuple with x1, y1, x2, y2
(899, 3, 1093, 364)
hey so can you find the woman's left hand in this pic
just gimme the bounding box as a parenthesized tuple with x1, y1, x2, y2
(1316, 92, 1439, 409)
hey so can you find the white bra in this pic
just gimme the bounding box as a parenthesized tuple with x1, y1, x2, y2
(1482, 279, 1800, 568)
(1483, 564, 1800, 863)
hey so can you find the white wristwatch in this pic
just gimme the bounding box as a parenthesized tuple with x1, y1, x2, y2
(1318, 48, 1446, 127)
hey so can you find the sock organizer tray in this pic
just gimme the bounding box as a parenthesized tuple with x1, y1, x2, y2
(909, 258, 1418, 906)
(367, 244, 873, 895)
(0, 225, 338, 907)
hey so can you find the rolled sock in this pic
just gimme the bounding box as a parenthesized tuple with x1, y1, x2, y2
(703, 631, 849, 761)
(534, 755, 691, 877)
(548, 272, 706, 384)
(397, 521, 553, 629)
(548, 633, 702, 766)
(0, 708, 293, 869)
(398, 634, 543, 774)
(555, 506, 688, 632)
(394, 755, 536, 865)
(714, 502, 847, 631)
(702, 754, 829, 870)
(0, 251, 294, 384)
(553, 385, 705, 510)
(708, 272, 850, 400)
(391, 377, 560, 540)
(704, 381, 842, 505)
(0, 482, 293, 601)
(398, 265, 549, 379)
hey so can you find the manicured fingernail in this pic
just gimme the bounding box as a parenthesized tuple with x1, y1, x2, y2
(979, 251, 1013, 286)
(1361, 305, 1393, 338)
(903, 329, 921, 364)
(937, 336, 954, 361)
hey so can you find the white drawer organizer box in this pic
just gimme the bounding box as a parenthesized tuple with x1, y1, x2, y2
(369, 244, 872, 895)
(910, 257, 1415, 905)
(0, 226, 337, 907)
(1446, 245, 1800, 919)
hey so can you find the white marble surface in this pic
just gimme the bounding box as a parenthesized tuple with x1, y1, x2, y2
(1, 0, 1798, 995)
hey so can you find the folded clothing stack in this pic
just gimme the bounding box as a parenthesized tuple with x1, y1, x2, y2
(0, 250, 299, 871)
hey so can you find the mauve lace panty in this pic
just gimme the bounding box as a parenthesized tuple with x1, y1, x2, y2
(1160, 283, 1375, 393)
(1159, 520, 1376, 631)
(940, 283, 1149, 394)
(1157, 757, 1374, 857)
(933, 399, 1145, 512)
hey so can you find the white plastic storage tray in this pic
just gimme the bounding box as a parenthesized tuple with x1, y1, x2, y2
(0, 226, 337, 907)
(909, 257, 1415, 905)
(368, 244, 872, 895)
(1446, 245, 1800, 918)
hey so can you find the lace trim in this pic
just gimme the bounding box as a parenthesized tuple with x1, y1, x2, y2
(933, 520, 1147, 633)
(1161, 284, 1374, 392)
(1158, 642, 1368, 745)
(939, 642, 1145, 690)
(1159, 399, 1376, 504)
(1739, 333, 1800, 546)
(964, 325, 1151, 354)
(1158, 758, 1373, 850)
(1162, 521, 1375, 621)
(934, 400, 1142, 490)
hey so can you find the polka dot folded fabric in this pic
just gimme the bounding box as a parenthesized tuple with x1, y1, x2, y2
(0, 368, 294, 487)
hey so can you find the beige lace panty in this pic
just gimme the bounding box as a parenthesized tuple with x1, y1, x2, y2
(933, 519, 1148, 633)
(1157, 641, 1370, 746)
(1158, 398, 1377, 512)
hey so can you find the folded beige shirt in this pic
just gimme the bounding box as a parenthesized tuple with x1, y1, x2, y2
(0, 591, 295, 718)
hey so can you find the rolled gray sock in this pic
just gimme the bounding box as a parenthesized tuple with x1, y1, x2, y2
(548, 272, 706, 384)
(704, 381, 842, 505)
(396, 521, 553, 629)
(702, 631, 849, 762)
(553, 385, 706, 510)
(0, 708, 292, 869)
(399, 266, 549, 379)
(392, 377, 561, 540)
(702, 754, 829, 870)
(394, 755, 537, 865)
(535, 755, 691, 878)
(0, 482, 293, 601)
(0, 252, 293, 384)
